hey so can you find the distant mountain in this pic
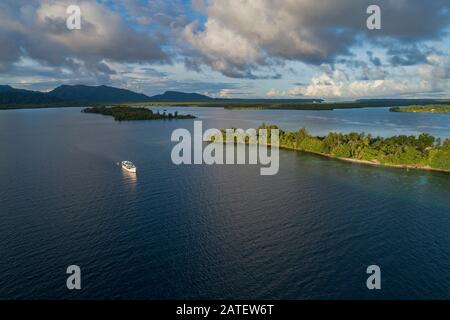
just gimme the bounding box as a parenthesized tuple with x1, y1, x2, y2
(148, 91, 213, 102)
(0, 86, 65, 106)
(0, 85, 15, 92)
(48, 85, 151, 103)
(5, 83, 447, 110)
(0, 84, 219, 108)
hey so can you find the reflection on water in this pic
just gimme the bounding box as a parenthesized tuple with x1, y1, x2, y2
(121, 167, 137, 186)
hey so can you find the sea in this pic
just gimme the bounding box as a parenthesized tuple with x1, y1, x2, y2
(1, 106, 449, 299)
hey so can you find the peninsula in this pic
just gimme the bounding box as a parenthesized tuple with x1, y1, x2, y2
(211, 124, 450, 173)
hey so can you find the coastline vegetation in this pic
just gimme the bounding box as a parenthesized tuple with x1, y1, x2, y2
(118, 99, 450, 111)
(390, 105, 450, 114)
(82, 106, 195, 121)
(3, 100, 449, 111)
(211, 124, 450, 172)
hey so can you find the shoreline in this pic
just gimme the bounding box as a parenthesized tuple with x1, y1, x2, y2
(390, 105, 450, 115)
(277, 145, 450, 174)
(209, 140, 450, 175)
(2, 105, 449, 174)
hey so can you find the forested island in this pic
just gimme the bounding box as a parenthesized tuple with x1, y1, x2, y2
(210, 124, 450, 172)
(82, 106, 195, 121)
(390, 105, 450, 114)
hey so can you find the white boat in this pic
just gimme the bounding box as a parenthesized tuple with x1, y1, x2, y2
(119, 160, 137, 173)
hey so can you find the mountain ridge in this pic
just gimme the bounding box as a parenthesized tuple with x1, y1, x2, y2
(0, 85, 66, 106)
(3, 84, 446, 110)
(0, 84, 322, 107)
(150, 90, 213, 102)
(48, 84, 152, 103)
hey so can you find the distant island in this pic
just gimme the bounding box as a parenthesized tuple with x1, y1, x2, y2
(82, 106, 195, 121)
(210, 124, 450, 173)
(220, 99, 450, 111)
(390, 105, 450, 114)
(2, 84, 450, 111)
(130, 99, 450, 111)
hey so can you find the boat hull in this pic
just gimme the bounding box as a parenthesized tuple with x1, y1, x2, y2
(122, 166, 136, 173)
(120, 161, 137, 173)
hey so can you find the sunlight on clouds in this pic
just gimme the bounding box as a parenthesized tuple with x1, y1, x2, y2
(1, 0, 450, 98)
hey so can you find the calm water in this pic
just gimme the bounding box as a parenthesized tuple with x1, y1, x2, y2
(1, 107, 450, 299)
(149, 105, 450, 139)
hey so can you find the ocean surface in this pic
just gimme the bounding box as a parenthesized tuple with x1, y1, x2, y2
(1, 106, 450, 299)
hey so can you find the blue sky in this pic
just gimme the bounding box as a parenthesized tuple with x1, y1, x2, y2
(1, 0, 450, 100)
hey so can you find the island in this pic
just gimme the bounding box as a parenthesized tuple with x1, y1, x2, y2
(82, 106, 195, 121)
(210, 124, 450, 173)
(390, 105, 450, 114)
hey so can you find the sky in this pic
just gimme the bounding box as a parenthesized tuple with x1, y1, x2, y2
(1, 0, 450, 100)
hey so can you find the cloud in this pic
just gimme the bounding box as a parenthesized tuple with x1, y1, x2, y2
(182, 19, 265, 78)
(367, 51, 382, 67)
(269, 59, 450, 98)
(1, 0, 450, 98)
(217, 88, 231, 98)
(184, 0, 450, 78)
(122, 0, 190, 29)
(417, 53, 450, 80)
(290, 78, 436, 98)
(266, 88, 279, 97)
(387, 45, 430, 66)
(283, 67, 450, 99)
(334, 58, 388, 81)
(0, 0, 169, 82)
(100, 62, 253, 96)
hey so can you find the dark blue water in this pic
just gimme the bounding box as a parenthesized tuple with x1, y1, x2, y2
(1, 107, 450, 299)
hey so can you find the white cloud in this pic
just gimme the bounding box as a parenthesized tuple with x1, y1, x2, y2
(417, 53, 450, 80)
(290, 78, 438, 98)
(218, 88, 231, 98)
(184, 0, 450, 78)
(266, 88, 279, 97)
(183, 19, 264, 78)
(272, 60, 450, 98)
